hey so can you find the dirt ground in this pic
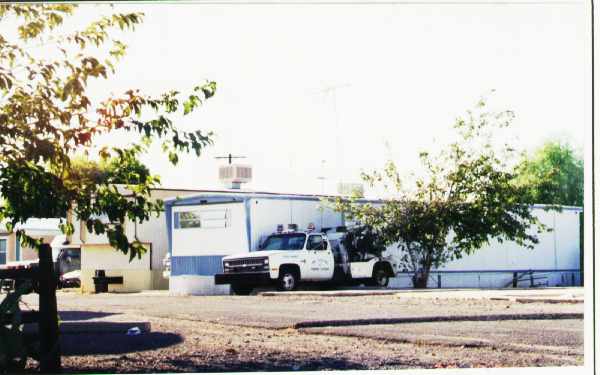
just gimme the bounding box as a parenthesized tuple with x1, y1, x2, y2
(19, 289, 584, 373)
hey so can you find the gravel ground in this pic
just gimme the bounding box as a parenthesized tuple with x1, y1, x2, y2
(25, 291, 583, 329)
(19, 290, 583, 372)
(55, 319, 582, 373)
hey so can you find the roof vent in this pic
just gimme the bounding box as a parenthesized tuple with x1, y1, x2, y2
(219, 164, 252, 189)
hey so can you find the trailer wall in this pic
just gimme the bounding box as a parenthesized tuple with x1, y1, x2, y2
(167, 194, 344, 295)
(388, 206, 582, 288)
(249, 198, 343, 250)
(80, 243, 152, 293)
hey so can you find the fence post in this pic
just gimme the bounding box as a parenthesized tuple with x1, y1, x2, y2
(437, 274, 441, 289)
(529, 272, 534, 287)
(512, 272, 517, 288)
(38, 243, 61, 373)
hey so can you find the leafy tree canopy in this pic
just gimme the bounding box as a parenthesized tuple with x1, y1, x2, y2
(0, 4, 216, 259)
(68, 155, 151, 186)
(514, 140, 583, 207)
(328, 96, 545, 288)
(340, 224, 387, 262)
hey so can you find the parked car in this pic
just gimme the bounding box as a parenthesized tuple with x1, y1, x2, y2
(55, 247, 81, 288)
(59, 269, 81, 288)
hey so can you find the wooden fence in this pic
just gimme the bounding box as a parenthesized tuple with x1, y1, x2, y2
(0, 243, 60, 373)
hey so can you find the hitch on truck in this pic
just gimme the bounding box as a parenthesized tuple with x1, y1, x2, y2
(214, 225, 398, 295)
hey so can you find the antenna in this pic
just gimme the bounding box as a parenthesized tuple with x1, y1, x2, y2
(215, 153, 246, 165)
(314, 83, 351, 185)
(316, 159, 327, 194)
(384, 140, 393, 162)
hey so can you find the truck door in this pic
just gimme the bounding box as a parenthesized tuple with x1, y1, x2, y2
(306, 235, 334, 280)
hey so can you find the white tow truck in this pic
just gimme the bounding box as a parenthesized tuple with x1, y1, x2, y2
(214, 224, 399, 295)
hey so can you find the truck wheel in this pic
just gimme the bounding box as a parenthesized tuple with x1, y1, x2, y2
(277, 270, 298, 292)
(230, 284, 253, 295)
(370, 268, 390, 288)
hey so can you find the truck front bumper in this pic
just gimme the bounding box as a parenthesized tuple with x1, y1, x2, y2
(214, 272, 273, 286)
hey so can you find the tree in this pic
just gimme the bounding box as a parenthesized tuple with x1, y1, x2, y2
(514, 140, 583, 207)
(341, 224, 387, 262)
(0, 4, 216, 258)
(329, 97, 545, 288)
(0, 5, 215, 371)
(68, 155, 152, 186)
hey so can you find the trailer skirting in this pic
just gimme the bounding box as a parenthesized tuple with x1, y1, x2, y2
(171, 255, 224, 276)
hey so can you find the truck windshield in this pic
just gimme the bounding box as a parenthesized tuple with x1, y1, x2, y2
(261, 233, 306, 250)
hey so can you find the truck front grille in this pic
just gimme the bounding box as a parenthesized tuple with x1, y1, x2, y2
(223, 257, 268, 273)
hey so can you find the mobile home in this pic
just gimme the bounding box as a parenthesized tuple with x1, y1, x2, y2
(389, 205, 583, 288)
(165, 190, 349, 295)
(166, 190, 583, 294)
(68, 188, 206, 293)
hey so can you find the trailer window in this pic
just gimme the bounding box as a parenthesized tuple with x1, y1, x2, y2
(174, 209, 229, 229)
(261, 234, 306, 250)
(176, 211, 202, 229)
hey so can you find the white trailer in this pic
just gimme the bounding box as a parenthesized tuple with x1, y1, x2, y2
(388, 205, 583, 288)
(165, 191, 356, 295)
(165, 191, 583, 294)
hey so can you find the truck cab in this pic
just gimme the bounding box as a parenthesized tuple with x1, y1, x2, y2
(215, 227, 334, 295)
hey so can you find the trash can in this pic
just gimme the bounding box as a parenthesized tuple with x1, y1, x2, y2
(93, 269, 108, 293)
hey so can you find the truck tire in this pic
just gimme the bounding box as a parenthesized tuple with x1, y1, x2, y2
(277, 269, 299, 292)
(369, 268, 390, 288)
(230, 283, 253, 295)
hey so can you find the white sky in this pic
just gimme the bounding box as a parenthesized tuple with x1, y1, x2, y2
(76, 2, 588, 196)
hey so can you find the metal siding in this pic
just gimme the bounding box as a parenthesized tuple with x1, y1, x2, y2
(164, 193, 582, 277)
(251, 199, 293, 251)
(437, 207, 580, 272)
(171, 203, 248, 256)
(554, 209, 581, 269)
(163, 192, 387, 256)
(165, 203, 173, 255)
(171, 255, 224, 276)
(244, 198, 252, 250)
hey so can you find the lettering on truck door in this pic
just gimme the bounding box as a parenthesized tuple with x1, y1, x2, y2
(306, 235, 333, 280)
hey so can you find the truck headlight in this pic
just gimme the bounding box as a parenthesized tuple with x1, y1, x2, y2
(224, 262, 230, 268)
(263, 258, 269, 265)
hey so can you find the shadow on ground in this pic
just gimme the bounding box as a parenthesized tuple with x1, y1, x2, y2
(61, 332, 184, 356)
(60, 355, 393, 373)
(294, 312, 584, 328)
(59, 310, 119, 321)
